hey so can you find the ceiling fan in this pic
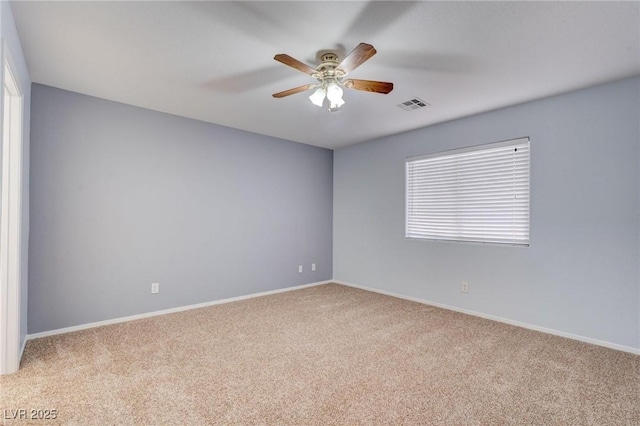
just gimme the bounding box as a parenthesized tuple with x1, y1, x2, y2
(272, 43, 394, 112)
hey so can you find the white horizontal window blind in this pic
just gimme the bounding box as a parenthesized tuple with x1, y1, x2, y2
(406, 137, 530, 246)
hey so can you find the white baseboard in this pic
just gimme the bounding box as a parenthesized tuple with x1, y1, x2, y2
(27, 280, 332, 340)
(334, 280, 640, 355)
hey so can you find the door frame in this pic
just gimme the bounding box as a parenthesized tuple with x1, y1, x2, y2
(0, 39, 24, 375)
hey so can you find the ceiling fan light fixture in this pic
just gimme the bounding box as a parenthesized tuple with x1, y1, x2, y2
(329, 99, 345, 111)
(326, 82, 344, 105)
(309, 87, 326, 107)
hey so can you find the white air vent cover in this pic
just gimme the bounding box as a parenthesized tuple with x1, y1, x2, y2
(398, 98, 429, 111)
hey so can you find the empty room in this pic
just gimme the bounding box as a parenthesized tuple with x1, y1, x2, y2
(1, 1, 639, 424)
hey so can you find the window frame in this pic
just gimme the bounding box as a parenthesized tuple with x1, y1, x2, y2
(405, 137, 530, 247)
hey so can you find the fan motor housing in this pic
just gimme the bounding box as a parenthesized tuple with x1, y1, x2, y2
(316, 53, 345, 81)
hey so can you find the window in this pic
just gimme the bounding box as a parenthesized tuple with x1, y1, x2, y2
(406, 137, 530, 246)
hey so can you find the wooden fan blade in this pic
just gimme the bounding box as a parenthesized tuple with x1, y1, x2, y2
(273, 54, 317, 75)
(338, 43, 377, 74)
(272, 84, 316, 98)
(343, 79, 394, 94)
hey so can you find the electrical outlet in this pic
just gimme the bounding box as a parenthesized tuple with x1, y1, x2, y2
(151, 282, 159, 294)
(311, 263, 316, 272)
(298, 265, 303, 273)
(461, 282, 469, 293)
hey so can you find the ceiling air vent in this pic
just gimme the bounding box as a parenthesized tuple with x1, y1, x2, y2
(398, 97, 429, 111)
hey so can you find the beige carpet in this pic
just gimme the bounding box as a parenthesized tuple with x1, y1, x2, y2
(1, 284, 638, 425)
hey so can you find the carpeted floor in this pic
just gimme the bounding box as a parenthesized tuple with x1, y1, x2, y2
(1, 283, 639, 425)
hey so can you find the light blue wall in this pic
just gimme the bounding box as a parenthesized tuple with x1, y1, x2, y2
(334, 77, 640, 350)
(1, 1, 31, 352)
(23, 63, 640, 349)
(28, 84, 333, 333)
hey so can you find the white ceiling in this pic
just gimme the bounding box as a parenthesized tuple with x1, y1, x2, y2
(11, 1, 640, 150)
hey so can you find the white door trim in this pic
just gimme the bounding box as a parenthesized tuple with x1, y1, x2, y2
(0, 39, 24, 375)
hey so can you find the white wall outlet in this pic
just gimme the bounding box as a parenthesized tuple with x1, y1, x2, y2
(461, 282, 469, 293)
(311, 263, 316, 272)
(298, 265, 303, 273)
(151, 282, 159, 294)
